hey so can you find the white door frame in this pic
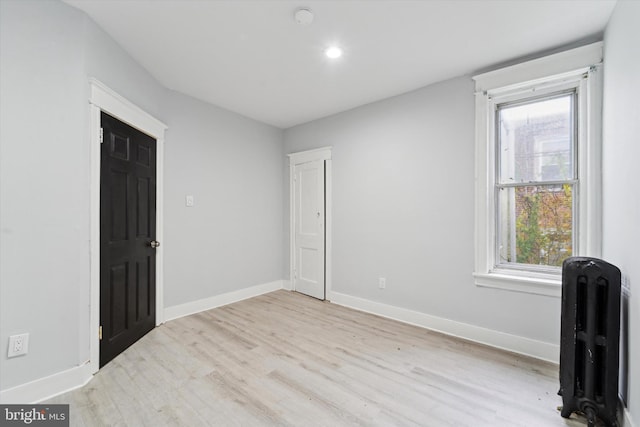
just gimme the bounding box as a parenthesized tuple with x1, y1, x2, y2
(88, 79, 167, 374)
(288, 147, 332, 300)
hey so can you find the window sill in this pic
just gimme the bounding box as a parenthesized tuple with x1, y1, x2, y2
(473, 271, 561, 297)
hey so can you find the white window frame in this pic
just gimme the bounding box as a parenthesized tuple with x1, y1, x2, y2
(472, 42, 603, 297)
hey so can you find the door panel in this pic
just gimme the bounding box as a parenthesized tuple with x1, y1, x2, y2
(294, 160, 325, 300)
(136, 177, 152, 236)
(109, 262, 128, 337)
(110, 170, 128, 241)
(100, 111, 156, 367)
(300, 167, 319, 234)
(299, 247, 319, 282)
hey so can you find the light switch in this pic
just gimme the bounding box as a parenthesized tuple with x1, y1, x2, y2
(185, 195, 194, 207)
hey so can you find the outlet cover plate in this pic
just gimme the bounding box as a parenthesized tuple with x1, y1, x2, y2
(8, 333, 29, 357)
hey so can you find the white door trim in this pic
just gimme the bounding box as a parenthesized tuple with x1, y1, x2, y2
(288, 147, 332, 300)
(88, 78, 167, 374)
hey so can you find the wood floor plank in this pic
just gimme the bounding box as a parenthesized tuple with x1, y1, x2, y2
(47, 290, 584, 426)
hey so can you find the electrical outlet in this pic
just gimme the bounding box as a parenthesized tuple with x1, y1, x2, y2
(379, 277, 386, 289)
(8, 333, 29, 358)
(185, 195, 194, 207)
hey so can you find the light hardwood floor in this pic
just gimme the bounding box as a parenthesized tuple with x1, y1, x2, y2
(48, 290, 586, 426)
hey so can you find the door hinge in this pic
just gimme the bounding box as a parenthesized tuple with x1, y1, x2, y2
(99, 127, 104, 144)
(99, 325, 103, 341)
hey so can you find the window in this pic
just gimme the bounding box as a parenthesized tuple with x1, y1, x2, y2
(473, 43, 602, 297)
(497, 92, 576, 270)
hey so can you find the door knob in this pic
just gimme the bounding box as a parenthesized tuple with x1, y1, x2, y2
(149, 240, 160, 248)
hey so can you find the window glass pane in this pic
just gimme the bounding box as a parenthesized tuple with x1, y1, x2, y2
(497, 184, 573, 267)
(498, 94, 574, 184)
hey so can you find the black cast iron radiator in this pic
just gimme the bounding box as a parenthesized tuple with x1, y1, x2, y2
(559, 257, 621, 427)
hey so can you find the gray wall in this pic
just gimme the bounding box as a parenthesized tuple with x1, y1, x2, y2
(602, 0, 640, 421)
(83, 16, 165, 121)
(162, 90, 283, 306)
(284, 76, 562, 344)
(0, 0, 283, 392)
(0, 0, 89, 390)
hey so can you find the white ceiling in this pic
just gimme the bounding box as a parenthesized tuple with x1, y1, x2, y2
(64, 0, 616, 129)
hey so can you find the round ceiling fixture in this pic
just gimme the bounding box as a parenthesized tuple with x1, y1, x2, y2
(325, 46, 343, 59)
(294, 8, 314, 26)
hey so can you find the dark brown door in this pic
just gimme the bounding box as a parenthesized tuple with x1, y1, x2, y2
(100, 111, 156, 367)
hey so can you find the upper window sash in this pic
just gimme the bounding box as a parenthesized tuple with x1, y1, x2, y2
(495, 90, 578, 187)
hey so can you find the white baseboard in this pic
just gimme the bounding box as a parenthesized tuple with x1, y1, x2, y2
(0, 362, 93, 404)
(283, 279, 293, 291)
(624, 407, 636, 427)
(329, 291, 559, 363)
(164, 280, 284, 322)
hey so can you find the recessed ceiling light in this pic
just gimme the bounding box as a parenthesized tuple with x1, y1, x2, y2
(325, 46, 343, 59)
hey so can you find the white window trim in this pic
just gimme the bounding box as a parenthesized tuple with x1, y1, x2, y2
(473, 42, 603, 298)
